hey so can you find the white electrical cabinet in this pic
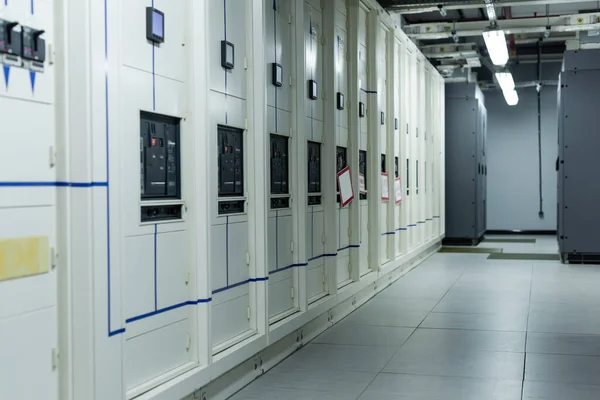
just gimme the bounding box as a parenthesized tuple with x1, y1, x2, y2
(0, 0, 445, 399)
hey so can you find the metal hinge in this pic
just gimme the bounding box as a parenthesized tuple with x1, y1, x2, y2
(246, 252, 251, 265)
(247, 306, 251, 320)
(322, 273, 326, 284)
(291, 287, 295, 299)
(291, 241, 294, 252)
(244, 57, 248, 70)
(322, 233, 325, 243)
(289, 75, 293, 86)
(51, 348, 59, 371)
(288, 14, 292, 24)
(185, 334, 191, 351)
(50, 247, 57, 269)
(185, 270, 190, 285)
(348, 263, 352, 273)
(49, 146, 56, 168)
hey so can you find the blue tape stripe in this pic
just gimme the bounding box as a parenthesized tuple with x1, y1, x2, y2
(30, 0, 33, 14)
(270, 263, 308, 275)
(381, 231, 395, 236)
(125, 298, 212, 324)
(108, 328, 125, 337)
(308, 253, 337, 262)
(396, 227, 408, 231)
(408, 224, 417, 227)
(433, 215, 441, 218)
(418, 221, 426, 224)
(360, 88, 377, 94)
(213, 277, 270, 294)
(338, 244, 360, 252)
(0, 181, 108, 187)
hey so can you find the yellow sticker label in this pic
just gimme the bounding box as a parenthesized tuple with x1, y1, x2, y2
(0, 236, 50, 282)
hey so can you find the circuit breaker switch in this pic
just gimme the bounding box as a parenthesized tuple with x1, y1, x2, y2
(21, 26, 45, 63)
(0, 19, 21, 65)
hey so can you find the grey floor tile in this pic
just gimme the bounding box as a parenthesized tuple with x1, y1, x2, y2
(434, 297, 530, 314)
(245, 367, 376, 397)
(420, 311, 529, 332)
(230, 386, 357, 400)
(314, 322, 414, 347)
(358, 373, 522, 400)
(383, 346, 524, 380)
(523, 381, 600, 400)
(344, 299, 431, 327)
(527, 332, 600, 356)
(403, 328, 526, 353)
(278, 343, 396, 373)
(528, 302, 600, 334)
(526, 353, 600, 385)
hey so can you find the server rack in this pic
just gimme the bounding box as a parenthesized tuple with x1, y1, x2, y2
(444, 82, 487, 245)
(558, 49, 600, 263)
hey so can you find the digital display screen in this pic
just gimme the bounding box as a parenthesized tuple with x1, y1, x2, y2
(152, 10, 164, 38)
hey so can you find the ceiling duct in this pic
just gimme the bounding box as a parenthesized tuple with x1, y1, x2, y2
(380, 0, 596, 14)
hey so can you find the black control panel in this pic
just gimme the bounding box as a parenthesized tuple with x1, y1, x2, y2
(218, 125, 244, 197)
(270, 134, 289, 195)
(308, 141, 321, 205)
(308, 141, 321, 193)
(140, 112, 181, 200)
(359, 150, 367, 200)
(381, 154, 386, 173)
(271, 197, 290, 209)
(0, 19, 21, 60)
(141, 204, 182, 222)
(336, 146, 347, 203)
(218, 200, 245, 215)
(21, 26, 45, 63)
(395, 156, 399, 178)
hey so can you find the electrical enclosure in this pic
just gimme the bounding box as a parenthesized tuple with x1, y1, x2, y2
(359, 150, 367, 200)
(444, 82, 487, 245)
(336, 146, 347, 203)
(140, 111, 181, 200)
(270, 134, 290, 209)
(218, 126, 245, 214)
(308, 141, 321, 205)
(557, 49, 600, 263)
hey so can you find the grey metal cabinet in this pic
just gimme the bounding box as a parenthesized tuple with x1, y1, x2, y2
(444, 82, 488, 245)
(558, 50, 600, 263)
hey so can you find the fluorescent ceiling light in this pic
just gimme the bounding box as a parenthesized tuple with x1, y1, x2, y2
(482, 29, 509, 66)
(495, 72, 515, 91)
(503, 89, 519, 106)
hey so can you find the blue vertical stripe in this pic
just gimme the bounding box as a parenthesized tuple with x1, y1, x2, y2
(30, 0, 34, 14)
(154, 224, 158, 311)
(226, 216, 229, 285)
(275, 210, 279, 270)
(152, 45, 156, 110)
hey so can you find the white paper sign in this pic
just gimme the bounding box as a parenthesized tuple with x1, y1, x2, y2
(381, 173, 389, 201)
(337, 166, 355, 207)
(358, 173, 366, 194)
(395, 177, 402, 204)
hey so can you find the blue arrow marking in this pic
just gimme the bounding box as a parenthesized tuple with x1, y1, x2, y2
(29, 71, 36, 93)
(3, 66, 10, 88)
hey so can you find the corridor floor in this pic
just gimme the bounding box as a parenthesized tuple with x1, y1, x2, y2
(231, 236, 600, 399)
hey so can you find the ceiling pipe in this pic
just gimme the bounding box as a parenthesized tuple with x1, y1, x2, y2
(391, 0, 595, 14)
(407, 23, 600, 40)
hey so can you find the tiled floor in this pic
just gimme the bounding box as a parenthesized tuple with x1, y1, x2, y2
(231, 236, 600, 399)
